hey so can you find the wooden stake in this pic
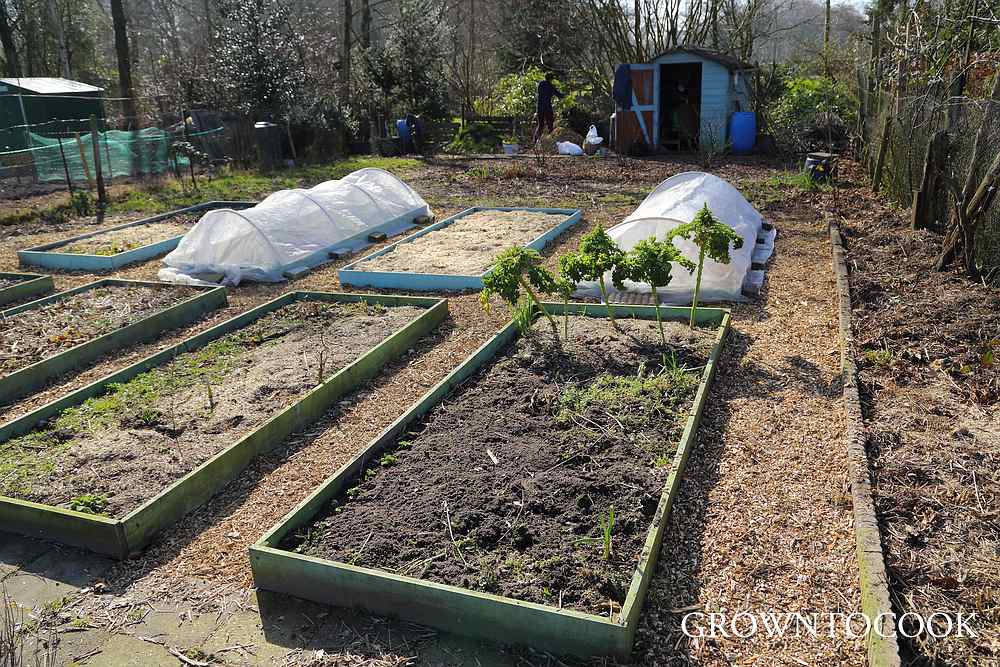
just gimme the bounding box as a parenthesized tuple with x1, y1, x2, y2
(75, 132, 94, 189)
(56, 134, 74, 192)
(90, 115, 107, 206)
(911, 130, 946, 230)
(872, 114, 891, 193)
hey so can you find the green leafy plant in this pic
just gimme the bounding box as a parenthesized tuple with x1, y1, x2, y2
(667, 204, 744, 329)
(69, 494, 109, 516)
(560, 226, 625, 329)
(481, 247, 559, 335)
(511, 294, 535, 335)
(613, 237, 695, 346)
(600, 506, 615, 561)
(69, 190, 94, 217)
(553, 277, 576, 339)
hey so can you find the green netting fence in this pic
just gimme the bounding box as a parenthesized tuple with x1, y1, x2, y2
(5, 126, 224, 184)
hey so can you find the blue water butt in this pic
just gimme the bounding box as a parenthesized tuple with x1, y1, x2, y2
(729, 112, 756, 154)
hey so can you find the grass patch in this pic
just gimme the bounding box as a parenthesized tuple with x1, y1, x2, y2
(744, 170, 832, 208)
(596, 192, 645, 206)
(556, 364, 698, 458)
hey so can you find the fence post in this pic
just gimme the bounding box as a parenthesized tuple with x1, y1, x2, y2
(872, 115, 891, 193)
(911, 130, 946, 230)
(90, 115, 107, 207)
(74, 132, 94, 189)
(56, 135, 73, 193)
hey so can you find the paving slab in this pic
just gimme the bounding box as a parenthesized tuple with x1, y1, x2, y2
(86, 633, 182, 666)
(122, 607, 224, 649)
(51, 627, 111, 666)
(0, 532, 51, 580)
(3, 548, 112, 609)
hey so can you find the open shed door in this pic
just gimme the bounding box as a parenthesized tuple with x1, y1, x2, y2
(614, 64, 659, 152)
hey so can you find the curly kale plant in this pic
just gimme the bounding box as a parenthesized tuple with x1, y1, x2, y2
(615, 237, 694, 346)
(667, 204, 743, 328)
(481, 246, 558, 334)
(560, 225, 625, 329)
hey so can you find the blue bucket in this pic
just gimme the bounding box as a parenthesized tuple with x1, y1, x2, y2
(729, 112, 756, 154)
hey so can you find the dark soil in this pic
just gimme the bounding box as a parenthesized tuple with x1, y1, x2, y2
(844, 206, 1000, 664)
(0, 300, 426, 517)
(286, 315, 715, 616)
(0, 283, 194, 378)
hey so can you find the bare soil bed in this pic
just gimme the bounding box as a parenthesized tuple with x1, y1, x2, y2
(844, 211, 1000, 664)
(54, 214, 199, 255)
(356, 209, 567, 275)
(0, 283, 192, 379)
(285, 315, 714, 616)
(0, 300, 425, 517)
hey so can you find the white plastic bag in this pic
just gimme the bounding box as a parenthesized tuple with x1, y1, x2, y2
(557, 141, 584, 156)
(585, 125, 604, 145)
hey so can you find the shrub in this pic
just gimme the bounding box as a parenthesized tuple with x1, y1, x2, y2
(475, 67, 593, 125)
(770, 76, 857, 152)
(447, 122, 501, 153)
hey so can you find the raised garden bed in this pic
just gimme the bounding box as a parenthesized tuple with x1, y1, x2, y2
(251, 302, 729, 659)
(338, 207, 582, 291)
(0, 279, 226, 406)
(0, 271, 53, 308)
(17, 201, 255, 272)
(0, 291, 447, 557)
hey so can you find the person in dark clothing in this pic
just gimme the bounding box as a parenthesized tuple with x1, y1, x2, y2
(533, 72, 563, 145)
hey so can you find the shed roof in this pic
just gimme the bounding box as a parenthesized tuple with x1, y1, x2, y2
(0, 77, 104, 95)
(650, 47, 753, 71)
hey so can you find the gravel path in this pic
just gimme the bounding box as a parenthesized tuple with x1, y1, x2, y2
(631, 203, 864, 665)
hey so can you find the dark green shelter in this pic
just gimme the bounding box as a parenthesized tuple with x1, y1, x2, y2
(0, 77, 105, 152)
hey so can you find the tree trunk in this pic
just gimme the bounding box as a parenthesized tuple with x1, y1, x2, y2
(634, 0, 641, 60)
(110, 0, 136, 123)
(0, 1, 20, 77)
(361, 0, 370, 48)
(342, 0, 352, 98)
(46, 0, 71, 78)
(824, 0, 831, 75)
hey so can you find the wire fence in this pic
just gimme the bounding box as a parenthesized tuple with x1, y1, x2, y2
(0, 94, 358, 199)
(860, 73, 1000, 274)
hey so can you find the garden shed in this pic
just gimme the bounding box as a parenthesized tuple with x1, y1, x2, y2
(613, 47, 753, 152)
(0, 77, 105, 151)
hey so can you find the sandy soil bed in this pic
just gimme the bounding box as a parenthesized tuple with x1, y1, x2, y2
(0, 300, 426, 517)
(356, 209, 568, 275)
(286, 316, 714, 615)
(54, 214, 198, 255)
(0, 283, 192, 379)
(843, 200, 999, 664)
